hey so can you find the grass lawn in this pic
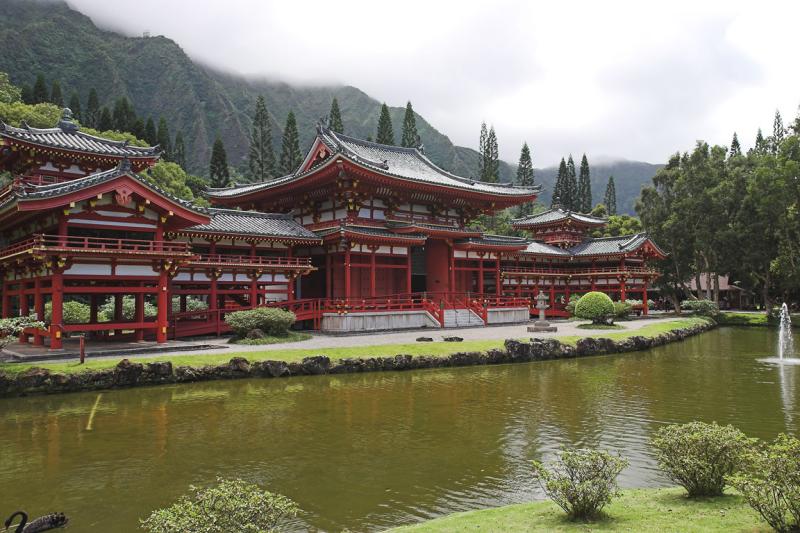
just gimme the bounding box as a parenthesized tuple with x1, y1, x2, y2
(717, 311, 799, 328)
(388, 487, 768, 532)
(575, 323, 625, 330)
(230, 331, 312, 345)
(0, 317, 710, 376)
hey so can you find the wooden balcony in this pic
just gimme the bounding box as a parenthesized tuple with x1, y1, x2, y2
(0, 234, 193, 263)
(185, 254, 314, 271)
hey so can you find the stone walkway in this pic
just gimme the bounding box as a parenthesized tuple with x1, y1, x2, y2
(8, 316, 682, 364)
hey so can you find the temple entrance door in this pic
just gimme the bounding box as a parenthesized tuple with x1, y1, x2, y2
(410, 246, 426, 293)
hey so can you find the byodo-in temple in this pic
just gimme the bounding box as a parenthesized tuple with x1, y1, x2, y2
(0, 110, 666, 349)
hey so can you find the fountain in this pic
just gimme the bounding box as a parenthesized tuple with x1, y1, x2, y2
(762, 303, 799, 365)
(779, 303, 795, 360)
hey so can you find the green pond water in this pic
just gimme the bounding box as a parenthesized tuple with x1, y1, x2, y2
(0, 327, 797, 532)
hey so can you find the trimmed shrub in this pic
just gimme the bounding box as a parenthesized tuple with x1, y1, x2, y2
(44, 300, 91, 323)
(565, 294, 583, 317)
(0, 314, 45, 346)
(613, 300, 632, 319)
(681, 299, 720, 317)
(651, 421, 753, 497)
(532, 448, 628, 521)
(171, 296, 209, 313)
(99, 296, 158, 322)
(575, 292, 615, 324)
(141, 477, 299, 533)
(728, 434, 800, 533)
(225, 308, 296, 337)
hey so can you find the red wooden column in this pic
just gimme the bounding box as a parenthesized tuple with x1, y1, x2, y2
(448, 244, 455, 295)
(406, 249, 412, 293)
(642, 279, 649, 315)
(50, 264, 64, 350)
(156, 263, 168, 343)
(249, 273, 259, 307)
(134, 292, 144, 342)
(287, 273, 296, 302)
(369, 246, 377, 298)
(344, 245, 352, 299)
(619, 276, 627, 302)
(1, 281, 8, 318)
(33, 278, 43, 346)
(114, 294, 123, 337)
(209, 271, 219, 313)
(18, 281, 29, 343)
(495, 255, 501, 295)
(477, 253, 484, 294)
(549, 282, 555, 314)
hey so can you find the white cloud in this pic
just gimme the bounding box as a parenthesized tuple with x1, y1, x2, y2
(66, 0, 800, 165)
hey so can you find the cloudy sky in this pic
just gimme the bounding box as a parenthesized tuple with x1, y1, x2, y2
(68, 0, 800, 165)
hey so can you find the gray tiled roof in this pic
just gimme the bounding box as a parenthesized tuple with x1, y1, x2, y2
(521, 241, 572, 256)
(4, 164, 204, 215)
(513, 208, 606, 227)
(0, 120, 159, 157)
(184, 209, 319, 240)
(568, 233, 662, 256)
(456, 234, 529, 248)
(316, 224, 427, 241)
(208, 126, 541, 199)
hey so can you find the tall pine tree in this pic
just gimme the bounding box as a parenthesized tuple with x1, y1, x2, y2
(375, 103, 395, 145)
(248, 95, 275, 182)
(173, 131, 186, 169)
(564, 155, 578, 210)
(771, 109, 784, 153)
(68, 91, 82, 122)
(113, 97, 136, 132)
(50, 81, 63, 107)
(157, 118, 172, 160)
(279, 111, 301, 174)
(515, 143, 535, 216)
(86, 88, 100, 128)
(328, 97, 344, 134)
(482, 126, 499, 183)
(400, 101, 418, 148)
(97, 107, 113, 131)
(577, 154, 592, 212)
(20, 85, 33, 105)
(144, 118, 157, 146)
(478, 122, 488, 180)
(209, 137, 231, 188)
(552, 158, 567, 207)
(32, 74, 48, 104)
(131, 119, 145, 141)
(729, 132, 741, 157)
(754, 128, 766, 154)
(604, 176, 617, 216)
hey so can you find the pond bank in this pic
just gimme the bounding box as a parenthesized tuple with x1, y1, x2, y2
(0, 318, 713, 397)
(387, 487, 766, 532)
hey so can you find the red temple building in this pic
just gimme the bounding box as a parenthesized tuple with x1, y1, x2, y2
(0, 111, 665, 349)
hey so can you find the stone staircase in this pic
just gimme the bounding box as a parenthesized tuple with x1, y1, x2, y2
(443, 308, 485, 328)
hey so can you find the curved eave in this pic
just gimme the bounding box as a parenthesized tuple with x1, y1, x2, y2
(209, 154, 539, 206)
(454, 243, 529, 252)
(322, 230, 426, 246)
(513, 219, 606, 230)
(0, 136, 159, 164)
(391, 226, 483, 239)
(14, 174, 209, 229)
(170, 230, 321, 246)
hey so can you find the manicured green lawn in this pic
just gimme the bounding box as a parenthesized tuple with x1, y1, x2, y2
(717, 311, 799, 327)
(230, 331, 312, 345)
(575, 323, 625, 330)
(389, 487, 768, 532)
(0, 317, 709, 376)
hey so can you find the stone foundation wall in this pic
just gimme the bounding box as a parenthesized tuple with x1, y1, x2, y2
(321, 311, 440, 332)
(0, 320, 715, 397)
(486, 308, 530, 325)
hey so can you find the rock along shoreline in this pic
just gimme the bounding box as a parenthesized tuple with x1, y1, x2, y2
(0, 320, 715, 398)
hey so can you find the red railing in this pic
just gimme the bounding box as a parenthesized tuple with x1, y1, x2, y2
(0, 234, 191, 260)
(189, 254, 312, 268)
(502, 265, 657, 276)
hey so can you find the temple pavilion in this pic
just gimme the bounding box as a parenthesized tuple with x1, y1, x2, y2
(0, 110, 665, 348)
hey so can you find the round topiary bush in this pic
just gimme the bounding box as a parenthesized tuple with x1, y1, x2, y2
(575, 292, 615, 324)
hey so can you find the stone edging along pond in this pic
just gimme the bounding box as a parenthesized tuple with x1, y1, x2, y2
(0, 320, 715, 398)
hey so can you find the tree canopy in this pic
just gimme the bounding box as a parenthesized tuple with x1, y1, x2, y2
(376, 103, 395, 145)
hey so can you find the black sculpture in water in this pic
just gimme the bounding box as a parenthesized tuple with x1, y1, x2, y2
(4, 511, 69, 532)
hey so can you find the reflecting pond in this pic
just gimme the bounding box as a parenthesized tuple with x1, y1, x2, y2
(0, 327, 796, 531)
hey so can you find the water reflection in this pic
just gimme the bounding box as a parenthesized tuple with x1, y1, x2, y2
(0, 327, 797, 532)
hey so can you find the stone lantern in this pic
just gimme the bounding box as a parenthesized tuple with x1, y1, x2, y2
(528, 291, 557, 333)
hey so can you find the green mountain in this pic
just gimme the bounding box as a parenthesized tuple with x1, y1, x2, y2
(0, 0, 658, 212)
(0, 0, 513, 181)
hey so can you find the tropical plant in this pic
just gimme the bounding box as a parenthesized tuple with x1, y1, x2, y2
(613, 300, 632, 319)
(574, 292, 615, 324)
(680, 299, 720, 317)
(728, 434, 800, 533)
(98, 296, 158, 322)
(532, 448, 628, 521)
(225, 308, 296, 337)
(0, 315, 45, 346)
(651, 421, 753, 497)
(44, 300, 91, 323)
(140, 478, 299, 533)
(565, 293, 583, 316)
(171, 296, 208, 314)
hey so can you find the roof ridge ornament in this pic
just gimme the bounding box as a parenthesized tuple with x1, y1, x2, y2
(118, 157, 132, 173)
(58, 108, 79, 133)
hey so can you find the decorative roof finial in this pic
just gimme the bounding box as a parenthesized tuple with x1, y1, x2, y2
(316, 116, 329, 134)
(58, 108, 79, 133)
(415, 134, 425, 154)
(118, 157, 132, 173)
(552, 196, 562, 210)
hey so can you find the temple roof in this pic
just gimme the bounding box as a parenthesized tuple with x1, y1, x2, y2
(455, 234, 530, 250)
(181, 209, 320, 241)
(0, 110, 159, 158)
(568, 233, 665, 257)
(513, 208, 606, 228)
(316, 223, 427, 243)
(521, 241, 572, 256)
(207, 126, 540, 199)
